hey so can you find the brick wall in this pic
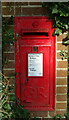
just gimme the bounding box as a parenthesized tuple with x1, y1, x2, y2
(56, 34, 68, 117)
(2, 2, 68, 119)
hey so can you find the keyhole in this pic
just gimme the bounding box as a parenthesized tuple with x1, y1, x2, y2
(33, 46, 38, 52)
(26, 78, 29, 83)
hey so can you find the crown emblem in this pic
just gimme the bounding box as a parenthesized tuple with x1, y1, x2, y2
(32, 21, 39, 28)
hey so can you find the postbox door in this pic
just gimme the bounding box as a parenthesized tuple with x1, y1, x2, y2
(20, 45, 51, 109)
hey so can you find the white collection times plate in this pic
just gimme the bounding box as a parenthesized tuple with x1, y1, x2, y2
(28, 53, 43, 76)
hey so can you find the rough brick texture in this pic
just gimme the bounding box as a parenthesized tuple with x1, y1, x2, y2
(2, 2, 68, 119)
(21, 7, 48, 15)
(2, 7, 14, 15)
(57, 43, 68, 50)
(57, 87, 67, 94)
(57, 95, 67, 101)
(57, 70, 67, 77)
(56, 103, 67, 109)
(57, 61, 67, 68)
(57, 78, 67, 85)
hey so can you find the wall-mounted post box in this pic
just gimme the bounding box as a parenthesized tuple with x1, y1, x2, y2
(14, 17, 56, 111)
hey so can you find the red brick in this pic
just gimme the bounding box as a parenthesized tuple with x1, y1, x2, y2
(57, 87, 67, 94)
(3, 61, 15, 68)
(57, 70, 67, 77)
(2, 2, 14, 6)
(29, 2, 42, 5)
(57, 78, 67, 85)
(8, 77, 15, 85)
(56, 110, 67, 116)
(56, 103, 67, 109)
(15, 7, 21, 15)
(2, 7, 14, 15)
(3, 69, 15, 76)
(57, 95, 67, 101)
(3, 44, 15, 51)
(57, 43, 68, 50)
(14, 2, 28, 6)
(49, 111, 56, 117)
(57, 61, 68, 68)
(57, 34, 67, 41)
(57, 52, 65, 59)
(21, 7, 48, 15)
(3, 53, 15, 60)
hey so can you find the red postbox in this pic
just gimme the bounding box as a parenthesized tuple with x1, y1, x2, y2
(14, 17, 56, 111)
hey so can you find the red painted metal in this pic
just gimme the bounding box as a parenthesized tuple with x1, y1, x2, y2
(14, 16, 56, 111)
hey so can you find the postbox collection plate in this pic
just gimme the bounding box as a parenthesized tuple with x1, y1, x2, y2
(28, 53, 43, 76)
(15, 17, 56, 111)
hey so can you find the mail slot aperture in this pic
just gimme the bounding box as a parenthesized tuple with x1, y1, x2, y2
(22, 32, 49, 37)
